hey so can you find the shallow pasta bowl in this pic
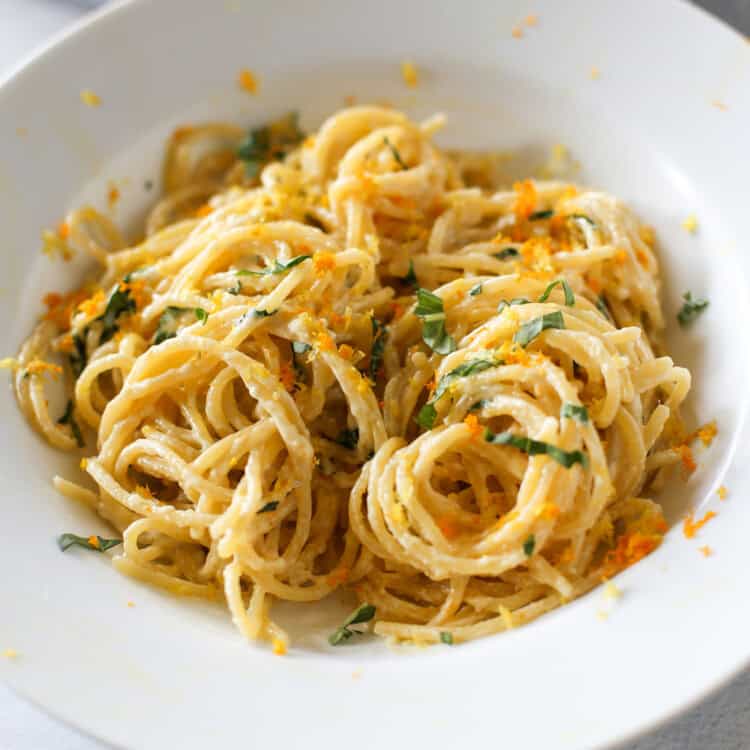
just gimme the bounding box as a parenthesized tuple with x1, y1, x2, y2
(0, 0, 749, 748)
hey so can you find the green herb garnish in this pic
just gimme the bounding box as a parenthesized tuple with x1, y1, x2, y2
(401, 260, 417, 287)
(440, 631, 454, 645)
(154, 306, 191, 345)
(291, 341, 311, 381)
(484, 429, 588, 469)
(195, 308, 208, 325)
(304, 212, 326, 231)
(596, 295, 611, 320)
(57, 400, 84, 447)
(416, 358, 498, 429)
(384, 136, 408, 170)
(370, 318, 388, 380)
(469, 283, 483, 297)
(497, 297, 531, 313)
(257, 501, 279, 514)
(69, 333, 87, 378)
(567, 213, 595, 227)
(414, 289, 456, 355)
(677, 291, 709, 327)
(292, 341, 312, 354)
(228, 281, 242, 295)
(237, 112, 304, 178)
(561, 403, 589, 423)
(96, 285, 136, 344)
(237, 255, 311, 276)
(493, 247, 519, 261)
(328, 603, 376, 646)
(58, 533, 121, 553)
(335, 428, 359, 450)
(253, 308, 277, 318)
(523, 534, 536, 557)
(538, 279, 575, 306)
(529, 209, 554, 221)
(513, 311, 565, 347)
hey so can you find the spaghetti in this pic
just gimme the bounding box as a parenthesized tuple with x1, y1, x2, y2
(10, 106, 691, 648)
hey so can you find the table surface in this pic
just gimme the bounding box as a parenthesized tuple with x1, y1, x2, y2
(1, 0, 749, 748)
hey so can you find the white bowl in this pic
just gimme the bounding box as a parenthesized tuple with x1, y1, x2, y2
(0, 1, 748, 748)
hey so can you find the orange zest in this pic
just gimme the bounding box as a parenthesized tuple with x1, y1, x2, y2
(463, 413, 483, 440)
(314, 332, 336, 352)
(683, 509, 716, 539)
(338, 344, 354, 360)
(676, 444, 697, 475)
(437, 516, 460, 540)
(77, 289, 106, 318)
(238, 68, 259, 94)
(602, 531, 662, 578)
(107, 184, 120, 209)
(279, 362, 296, 392)
(537, 502, 560, 521)
(326, 567, 350, 587)
(25, 360, 63, 379)
(313, 251, 336, 275)
(513, 179, 537, 220)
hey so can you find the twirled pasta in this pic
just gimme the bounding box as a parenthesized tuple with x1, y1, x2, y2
(9, 106, 690, 649)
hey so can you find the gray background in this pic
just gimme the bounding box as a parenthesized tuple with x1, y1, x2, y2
(0, 1, 748, 748)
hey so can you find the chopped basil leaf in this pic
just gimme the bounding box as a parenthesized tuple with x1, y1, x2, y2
(96, 285, 136, 344)
(328, 603, 376, 646)
(469, 283, 483, 297)
(237, 112, 304, 178)
(304, 212, 326, 231)
(677, 291, 709, 327)
(370, 318, 388, 380)
(485, 429, 588, 468)
(493, 247, 519, 261)
(154, 306, 189, 345)
(58, 533, 121, 553)
(257, 501, 279, 514)
(237, 254, 311, 276)
(561, 403, 589, 423)
(253, 308, 277, 318)
(57, 399, 84, 447)
(498, 298, 531, 313)
(195, 307, 208, 325)
(335, 428, 359, 450)
(529, 209, 554, 221)
(416, 359, 497, 430)
(596, 295, 612, 320)
(469, 399, 487, 412)
(414, 289, 456, 355)
(69, 333, 87, 378)
(513, 311, 565, 347)
(538, 279, 575, 306)
(523, 534, 536, 557)
(290, 341, 310, 381)
(401, 259, 417, 287)
(434, 359, 497, 402)
(228, 281, 242, 295)
(567, 213, 595, 227)
(384, 136, 408, 170)
(440, 631, 454, 645)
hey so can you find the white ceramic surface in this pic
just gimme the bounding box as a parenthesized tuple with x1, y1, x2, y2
(0, 1, 749, 748)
